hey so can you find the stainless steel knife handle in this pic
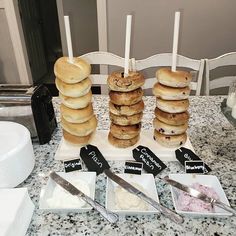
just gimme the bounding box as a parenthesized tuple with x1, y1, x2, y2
(137, 192, 184, 224)
(214, 200, 236, 215)
(80, 195, 118, 223)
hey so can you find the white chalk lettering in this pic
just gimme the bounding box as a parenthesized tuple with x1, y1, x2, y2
(140, 148, 162, 169)
(184, 153, 192, 161)
(125, 166, 142, 171)
(139, 154, 154, 170)
(88, 151, 103, 168)
(186, 165, 204, 170)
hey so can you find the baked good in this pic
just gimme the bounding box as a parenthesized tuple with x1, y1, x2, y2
(153, 130, 187, 148)
(110, 123, 141, 139)
(63, 129, 93, 146)
(155, 108, 189, 126)
(153, 83, 190, 100)
(61, 115, 97, 136)
(56, 77, 92, 97)
(109, 88, 143, 105)
(109, 112, 143, 126)
(109, 100, 144, 116)
(54, 57, 91, 84)
(59, 90, 92, 109)
(153, 118, 188, 135)
(156, 98, 189, 113)
(107, 71, 145, 92)
(108, 132, 140, 148)
(60, 103, 94, 123)
(156, 68, 192, 88)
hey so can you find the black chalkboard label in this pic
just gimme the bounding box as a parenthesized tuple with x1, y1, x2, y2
(175, 147, 211, 173)
(80, 145, 110, 175)
(64, 158, 82, 173)
(185, 161, 205, 174)
(124, 161, 143, 175)
(132, 145, 167, 176)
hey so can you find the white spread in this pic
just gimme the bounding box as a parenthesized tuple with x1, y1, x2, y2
(232, 104, 236, 119)
(226, 92, 236, 108)
(47, 179, 90, 208)
(114, 183, 148, 210)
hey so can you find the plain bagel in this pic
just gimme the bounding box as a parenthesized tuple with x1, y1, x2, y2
(109, 88, 143, 105)
(54, 57, 91, 84)
(61, 115, 97, 136)
(153, 130, 187, 148)
(156, 68, 192, 88)
(155, 108, 189, 126)
(109, 112, 143, 126)
(153, 82, 190, 100)
(109, 100, 144, 116)
(156, 98, 189, 113)
(153, 118, 188, 135)
(108, 132, 140, 148)
(59, 90, 92, 109)
(63, 129, 93, 146)
(110, 123, 141, 139)
(60, 103, 94, 123)
(107, 71, 145, 92)
(56, 77, 92, 97)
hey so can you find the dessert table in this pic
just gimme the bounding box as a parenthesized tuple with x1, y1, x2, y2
(21, 95, 236, 236)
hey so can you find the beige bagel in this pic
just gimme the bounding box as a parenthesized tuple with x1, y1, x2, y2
(156, 68, 192, 88)
(61, 115, 97, 136)
(109, 112, 143, 126)
(153, 83, 190, 100)
(60, 103, 94, 123)
(156, 98, 189, 113)
(153, 118, 188, 135)
(56, 77, 92, 97)
(109, 88, 143, 105)
(107, 71, 145, 92)
(59, 90, 92, 109)
(109, 100, 144, 116)
(63, 129, 93, 146)
(54, 57, 91, 84)
(108, 132, 140, 148)
(155, 108, 189, 126)
(153, 130, 187, 148)
(110, 123, 141, 139)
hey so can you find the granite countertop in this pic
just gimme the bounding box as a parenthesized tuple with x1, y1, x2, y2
(23, 95, 236, 236)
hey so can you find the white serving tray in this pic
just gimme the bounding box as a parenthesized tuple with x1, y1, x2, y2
(55, 130, 194, 161)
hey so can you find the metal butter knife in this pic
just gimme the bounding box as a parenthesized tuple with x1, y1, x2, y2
(50, 172, 118, 223)
(163, 176, 236, 215)
(104, 169, 184, 224)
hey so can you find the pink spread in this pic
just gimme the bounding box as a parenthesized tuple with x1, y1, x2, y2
(177, 183, 220, 212)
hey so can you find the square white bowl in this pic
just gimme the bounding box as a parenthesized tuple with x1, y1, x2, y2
(169, 174, 233, 217)
(106, 173, 159, 215)
(39, 171, 96, 213)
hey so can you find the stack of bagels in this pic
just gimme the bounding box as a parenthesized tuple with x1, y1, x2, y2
(152, 68, 191, 148)
(54, 57, 97, 145)
(107, 71, 145, 148)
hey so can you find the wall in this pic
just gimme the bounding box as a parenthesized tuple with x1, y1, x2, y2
(0, 8, 20, 83)
(60, 0, 99, 57)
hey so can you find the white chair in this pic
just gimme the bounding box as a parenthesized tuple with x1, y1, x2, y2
(205, 52, 236, 95)
(80, 51, 133, 94)
(80, 51, 204, 95)
(132, 53, 204, 95)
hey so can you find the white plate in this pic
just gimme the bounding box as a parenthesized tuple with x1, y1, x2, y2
(106, 173, 159, 215)
(54, 130, 194, 161)
(169, 174, 233, 217)
(39, 171, 96, 213)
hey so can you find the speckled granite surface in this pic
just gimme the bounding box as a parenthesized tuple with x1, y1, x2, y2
(21, 95, 236, 236)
